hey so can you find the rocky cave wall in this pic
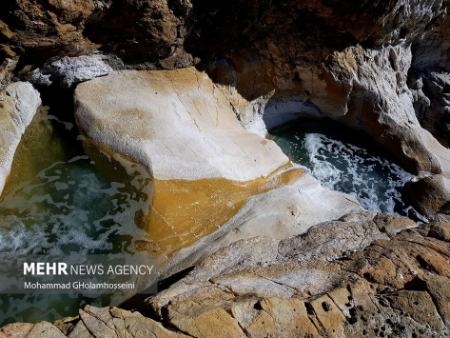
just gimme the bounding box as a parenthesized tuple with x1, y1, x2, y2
(2, 0, 450, 217)
(1, 1, 448, 70)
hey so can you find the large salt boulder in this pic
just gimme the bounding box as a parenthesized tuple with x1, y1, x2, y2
(74, 68, 361, 265)
(0, 82, 41, 196)
(75, 68, 289, 181)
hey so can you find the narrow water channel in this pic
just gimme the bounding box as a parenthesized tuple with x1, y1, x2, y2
(0, 108, 150, 325)
(270, 119, 425, 221)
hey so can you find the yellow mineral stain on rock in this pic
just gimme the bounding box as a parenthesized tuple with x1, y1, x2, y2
(84, 135, 302, 258)
(137, 165, 303, 257)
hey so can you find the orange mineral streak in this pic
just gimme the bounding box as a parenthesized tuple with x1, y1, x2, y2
(138, 165, 303, 257)
(84, 139, 303, 259)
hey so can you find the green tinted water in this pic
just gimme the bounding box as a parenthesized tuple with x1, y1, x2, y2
(0, 108, 150, 325)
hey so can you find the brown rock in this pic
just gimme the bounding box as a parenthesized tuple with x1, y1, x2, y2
(388, 290, 446, 332)
(0, 0, 191, 65)
(169, 308, 246, 338)
(67, 321, 92, 338)
(309, 295, 347, 338)
(429, 222, 450, 241)
(0, 323, 33, 338)
(239, 298, 321, 338)
(25, 322, 66, 338)
(405, 175, 450, 218)
(425, 275, 450, 327)
(79, 309, 118, 338)
(124, 317, 189, 338)
(278, 211, 389, 261)
(53, 317, 78, 336)
(372, 213, 417, 237)
(146, 214, 450, 337)
(352, 233, 450, 288)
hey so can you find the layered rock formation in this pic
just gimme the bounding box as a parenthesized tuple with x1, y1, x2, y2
(2, 215, 448, 338)
(75, 68, 289, 182)
(146, 214, 450, 338)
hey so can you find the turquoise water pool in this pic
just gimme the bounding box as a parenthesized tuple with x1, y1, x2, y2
(271, 119, 425, 220)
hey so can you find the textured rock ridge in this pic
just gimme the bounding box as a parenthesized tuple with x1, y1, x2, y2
(212, 42, 450, 178)
(321, 44, 450, 177)
(146, 214, 450, 338)
(2, 215, 448, 338)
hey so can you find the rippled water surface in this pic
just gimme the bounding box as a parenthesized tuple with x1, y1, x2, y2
(0, 112, 425, 325)
(271, 119, 424, 220)
(0, 110, 149, 325)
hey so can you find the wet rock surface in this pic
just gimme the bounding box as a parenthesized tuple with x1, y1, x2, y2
(0, 81, 41, 195)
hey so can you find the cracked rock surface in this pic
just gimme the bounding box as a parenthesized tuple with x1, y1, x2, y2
(2, 213, 448, 338)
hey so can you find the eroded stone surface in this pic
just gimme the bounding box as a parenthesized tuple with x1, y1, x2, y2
(148, 212, 415, 312)
(2, 2, 450, 337)
(75, 68, 360, 260)
(226, 43, 450, 177)
(405, 174, 450, 218)
(75, 68, 289, 182)
(323, 44, 450, 177)
(411, 72, 450, 144)
(29, 55, 117, 88)
(1, 216, 449, 337)
(146, 217, 450, 338)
